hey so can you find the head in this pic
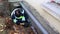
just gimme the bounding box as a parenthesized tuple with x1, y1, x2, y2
(15, 9, 22, 17)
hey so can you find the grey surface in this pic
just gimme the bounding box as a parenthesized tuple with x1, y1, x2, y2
(42, 2, 60, 21)
(20, 1, 59, 34)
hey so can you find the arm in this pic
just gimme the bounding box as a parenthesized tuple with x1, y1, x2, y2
(11, 14, 15, 19)
(11, 14, 17, 23)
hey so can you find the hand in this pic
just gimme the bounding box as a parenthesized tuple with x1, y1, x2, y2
(13, 19, 17, 23)
(22, 17, 25, 21)
(20, 23, 25, 25)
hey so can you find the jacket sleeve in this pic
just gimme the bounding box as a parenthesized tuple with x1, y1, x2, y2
(11, 14, 15, 19)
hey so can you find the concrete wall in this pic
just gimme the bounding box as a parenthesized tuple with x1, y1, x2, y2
(24, 0, 60, 33)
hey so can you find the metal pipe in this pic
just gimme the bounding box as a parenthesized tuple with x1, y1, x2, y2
(20, 2, 48, 34)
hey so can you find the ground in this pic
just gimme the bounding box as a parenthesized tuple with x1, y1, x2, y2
(0, 17, 35, 34)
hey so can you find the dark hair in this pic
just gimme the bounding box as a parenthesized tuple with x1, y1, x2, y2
(15, 9, 22, 17)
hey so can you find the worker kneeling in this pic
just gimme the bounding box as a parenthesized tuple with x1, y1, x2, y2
(11, 8, 30, 27)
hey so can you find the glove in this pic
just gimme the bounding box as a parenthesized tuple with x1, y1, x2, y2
(13, 19, 17, 23)
(20, 23, 25, 25)
(22, 17, 25, 21)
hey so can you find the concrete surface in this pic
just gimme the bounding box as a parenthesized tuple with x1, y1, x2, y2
(24, 0, 60, 33)
(42, 2, 60, 21)
(21, 1, 58, 34)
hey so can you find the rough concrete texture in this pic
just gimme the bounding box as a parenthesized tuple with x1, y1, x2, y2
(23, 0, 60, 34)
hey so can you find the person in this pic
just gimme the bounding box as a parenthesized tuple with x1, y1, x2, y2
(11, 8, 30, 27)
